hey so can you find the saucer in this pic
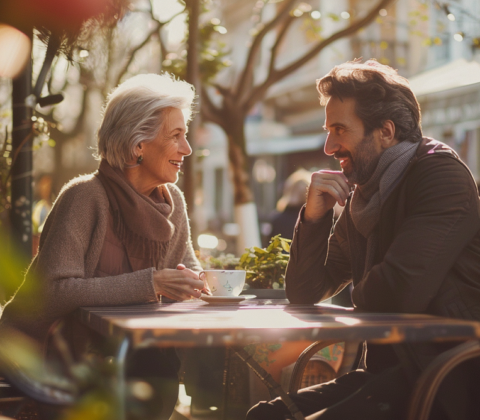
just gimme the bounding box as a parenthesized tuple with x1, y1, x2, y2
(200, 294, 256, 304)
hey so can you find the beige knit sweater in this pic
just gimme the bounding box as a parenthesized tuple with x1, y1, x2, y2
(1, 172, 201, 343)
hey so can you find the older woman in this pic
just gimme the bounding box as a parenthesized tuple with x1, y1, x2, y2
(1, 73, 206, 419)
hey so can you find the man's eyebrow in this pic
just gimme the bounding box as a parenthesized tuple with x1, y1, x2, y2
(323, 122, 347, 130)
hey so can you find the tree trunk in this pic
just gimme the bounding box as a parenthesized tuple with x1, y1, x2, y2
(226, 126, 261, 253)
(185, 0, 200, 243)
(227, 139, 253, 205)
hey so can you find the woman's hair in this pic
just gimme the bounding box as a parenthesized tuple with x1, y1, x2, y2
(96, 73, 195, 169)
(316, 59, 422, 143)
(277, 168, 311, 212)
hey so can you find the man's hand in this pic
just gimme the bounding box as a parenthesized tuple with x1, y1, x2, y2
(304, 170, 351, 222)
(153, 264, 205, 301)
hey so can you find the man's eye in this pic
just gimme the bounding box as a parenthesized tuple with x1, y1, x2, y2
(335, 127, 344, 134)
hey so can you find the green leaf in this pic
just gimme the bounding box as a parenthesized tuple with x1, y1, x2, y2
(254, 247, 267, 254)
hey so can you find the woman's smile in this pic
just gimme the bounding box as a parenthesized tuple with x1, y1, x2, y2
(169, 160, 183, 169)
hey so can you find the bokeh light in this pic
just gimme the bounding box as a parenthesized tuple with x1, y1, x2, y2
(0, 24, 31, 78)
(198, 234, 219, 249)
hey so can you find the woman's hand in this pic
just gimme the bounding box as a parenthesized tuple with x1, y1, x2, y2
(153, 264, 206, 301)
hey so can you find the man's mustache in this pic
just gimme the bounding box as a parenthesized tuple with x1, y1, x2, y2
(334, 151, 353, 160)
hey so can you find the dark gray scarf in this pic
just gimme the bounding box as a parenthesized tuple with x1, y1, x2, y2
(350, 140, 419, 275)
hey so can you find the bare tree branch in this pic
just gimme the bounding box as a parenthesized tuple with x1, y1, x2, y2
(40, 69, 91, 141)
(158, 30, 168, 58)
(212, 83, 231, 99)
(267, 13, 296, 79)
(101, 27, 116, 98)
(243, 0, 395, 112)
(114, 23, 160, 86)
(235, 0, 299, 97)
(200, 87, 227, 130)
(115, 0, 185, 86)
(44, 88, 90, 141)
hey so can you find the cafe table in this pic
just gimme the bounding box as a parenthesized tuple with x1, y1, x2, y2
(76, 298, 480, 420)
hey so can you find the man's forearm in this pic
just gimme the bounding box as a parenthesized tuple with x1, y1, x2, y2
(285, 208, 338, 303)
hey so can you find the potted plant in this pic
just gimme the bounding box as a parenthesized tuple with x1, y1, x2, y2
(237, 235, 290, 299)
(195, 251, 240, 270)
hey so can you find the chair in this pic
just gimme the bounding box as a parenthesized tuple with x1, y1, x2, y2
(291, 339, 480, 420)
(232, 340, 360, 420)
(406, 340, 480, 420)
(288, 340, 361, 394)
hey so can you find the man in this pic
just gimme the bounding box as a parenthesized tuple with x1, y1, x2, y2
(247, 60, 480, 420)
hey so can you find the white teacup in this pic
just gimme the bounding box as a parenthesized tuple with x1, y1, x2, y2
(200, 270, 246, 297)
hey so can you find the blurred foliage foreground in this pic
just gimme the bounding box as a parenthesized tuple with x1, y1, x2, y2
(0, 325, 166, 420)
(0, 231, 163, 420)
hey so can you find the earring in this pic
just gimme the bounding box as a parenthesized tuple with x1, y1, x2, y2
(137, 155, 143, 164)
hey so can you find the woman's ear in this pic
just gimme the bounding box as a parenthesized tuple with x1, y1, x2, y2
(380, 120, 397, 149)
(125, 143, 144, 166)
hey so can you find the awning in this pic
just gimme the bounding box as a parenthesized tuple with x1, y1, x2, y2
(245, 119, 325, 156)
(246, 133, 325, 156)
(409, 59, 480, 97)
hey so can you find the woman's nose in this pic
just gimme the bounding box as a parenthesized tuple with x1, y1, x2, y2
(180, 136, 193, 156)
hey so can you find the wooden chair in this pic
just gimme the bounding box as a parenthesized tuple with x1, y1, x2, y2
(288, 340, 361, 394)
(233, 340, 360, 420)
(290, 339, 480, 420)
(406, 340, 480, 420)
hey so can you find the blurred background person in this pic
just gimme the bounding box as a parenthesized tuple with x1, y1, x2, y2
(266, 168, 311, 244)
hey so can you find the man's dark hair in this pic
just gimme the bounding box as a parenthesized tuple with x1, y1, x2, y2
(317, 59, 422, 142)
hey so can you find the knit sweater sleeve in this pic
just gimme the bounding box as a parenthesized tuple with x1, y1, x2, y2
(2, 176, 158, 341)
(167, 183, 202, 272)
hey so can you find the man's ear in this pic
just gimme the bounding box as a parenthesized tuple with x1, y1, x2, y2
(379, 120, 397, 149)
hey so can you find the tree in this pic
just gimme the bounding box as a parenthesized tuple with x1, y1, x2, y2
(164, 0, 397, 250)
(204, 0, 395, 197)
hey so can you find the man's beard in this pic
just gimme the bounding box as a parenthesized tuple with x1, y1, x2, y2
(335, 133, 381, 185)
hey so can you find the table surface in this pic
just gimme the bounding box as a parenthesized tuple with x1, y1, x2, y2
(77, 299, 480, 348)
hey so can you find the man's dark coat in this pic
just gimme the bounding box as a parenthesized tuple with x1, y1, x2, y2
(286, 138, 480, 372)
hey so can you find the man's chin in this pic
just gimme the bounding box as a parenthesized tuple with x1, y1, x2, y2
(342, 169, 355, 184)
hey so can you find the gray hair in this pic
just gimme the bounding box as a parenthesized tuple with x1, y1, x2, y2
(96, 73, 195, 169)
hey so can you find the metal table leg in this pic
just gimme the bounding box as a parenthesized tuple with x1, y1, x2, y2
(406, 340, 480, 420)
(234, 347, 305, 420)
